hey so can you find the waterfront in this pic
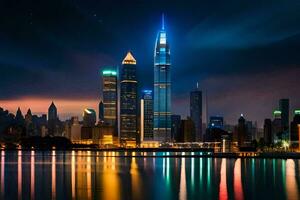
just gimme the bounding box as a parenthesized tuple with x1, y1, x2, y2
(0, 151, 299, 200)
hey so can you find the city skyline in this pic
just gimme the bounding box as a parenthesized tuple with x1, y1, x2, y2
(1, 0, 300, 127)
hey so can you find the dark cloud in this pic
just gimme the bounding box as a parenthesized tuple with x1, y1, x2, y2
(0, 0, 299, 125)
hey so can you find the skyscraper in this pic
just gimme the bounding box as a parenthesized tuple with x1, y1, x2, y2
(120, 52, 138, 146)
(190, 85, 202, 141)
(279, 98, 289, 140)
(140, 90, 153, 141)
(153, 15, 171, 142)
(290, 110, 300, 146)
(102, 69, 118, 137)
(263, 118, 273, 145)
(48, 101, 58, 136)
(98, 100, 104, 123)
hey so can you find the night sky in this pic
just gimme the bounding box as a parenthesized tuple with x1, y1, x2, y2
(1, 0, 300, 127)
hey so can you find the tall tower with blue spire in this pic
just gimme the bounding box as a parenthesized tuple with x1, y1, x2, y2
(153, 14, 171, 142)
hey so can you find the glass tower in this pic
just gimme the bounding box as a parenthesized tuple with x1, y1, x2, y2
(153, 15, 171, 142)
(120, 52, 138, 146)
(102, 69, 118, 137)
(141, 90, 154, 141)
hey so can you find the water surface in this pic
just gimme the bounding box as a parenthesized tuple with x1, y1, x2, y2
(0, 151, 299, 200)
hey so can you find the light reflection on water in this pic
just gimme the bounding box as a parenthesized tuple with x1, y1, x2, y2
(0, 151, 299, 200)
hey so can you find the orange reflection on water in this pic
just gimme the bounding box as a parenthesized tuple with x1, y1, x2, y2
(71, 151, 76, 200)
(130, 157, 141, 200)
(30, 151, 35, 200)
(179, 157, 186, 200)
(52, 151, 56, 200)
(1, 151, 5, 199)
(219, 158, 228, 200)
(18, 151, 22, 200)
(87, 151, 92, 200)
(234, 159, 244, 200)
(102, 154, 120, 200)
(286, 159, 299, 200)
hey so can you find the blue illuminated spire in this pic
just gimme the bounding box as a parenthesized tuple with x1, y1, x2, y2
(162, 13, 165, 30)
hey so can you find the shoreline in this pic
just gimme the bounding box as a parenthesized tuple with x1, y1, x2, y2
(1, 148, 300, 159)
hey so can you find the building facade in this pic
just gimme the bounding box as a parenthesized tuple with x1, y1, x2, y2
(120, 52, 138, 146)
(48, 101, 59, 136)
(153, 16, 171, 142)
(279, 99, 289, 140)
(140, 90, 154, 141)
(102, 69, 118, 138)
(83, 108, 96, 127)
(190, 89, 202, 141)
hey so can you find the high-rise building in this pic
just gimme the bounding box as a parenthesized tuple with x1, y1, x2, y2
(190, 86, 202, 141)
(290, 110, 300, 146)
(171, 115, 181, 142)
(98, 100, 104, 123)
(153, 15, 171, 142)
(179, 117, 195, 142)
(102, 69, 118, 137)
(140, 90, 153, 142)
(48, 102, 58, 136)
(120, 52, 138, 146)
(272, 110, 283, 141)
(237, 114, 247, 146)
(209, 116, 224, 129)
(263, 118, 272, 145)
(83, 108, 96, 127)
(279, 98, 289, 139)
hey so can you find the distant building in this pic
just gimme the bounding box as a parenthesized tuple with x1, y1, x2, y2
(70, 117, 82, 143)
(279, 99, 289, 140)
(263, 119, 272, 145)
(140, 90, 153, 141)
(25, 109, 34, 136)
(272, 110, 283, 141)
(209, 116, 224, 129)
(102, 69, 118, 138)
(290, 110, 300, 147)
(83, 108, 96, 127)
(99, 100, 104, 124)
(48, 102, 59, 136)
(179, 117, 195, 142)
(120, 52, 138, 146)
(171, 115, 181, 142)
(237, 114, 248, 146)
(153, 16, 171, 142)
(190, 87, 202, 141)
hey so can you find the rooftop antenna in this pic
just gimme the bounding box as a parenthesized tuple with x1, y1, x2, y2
(162, 13, 165, 30)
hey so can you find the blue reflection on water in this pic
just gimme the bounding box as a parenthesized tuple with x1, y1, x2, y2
(0, 151, 298, 200)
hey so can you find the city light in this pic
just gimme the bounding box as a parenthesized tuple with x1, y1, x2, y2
(102, 70, 117, 76)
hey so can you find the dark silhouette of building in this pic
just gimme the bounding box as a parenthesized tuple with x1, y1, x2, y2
(140, 90, 153, 141)
(237, 114, 248, 146)
(83, 108, 96, 127)
(204, 127, 230, 142)
(263, 118, 272, 145)
(48, 102, 59, 136)
(272, 110, 283, 141)
(179, 117, 195, 142)
(290, 110, 300, 147)
(279, 98, 289, 140)
(98, 100, 104, 123)
(120, 52, 138, 146)
(171, 115, 181, 142)
(190, 86, 202, 141)
(209, 116, 224, 129)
